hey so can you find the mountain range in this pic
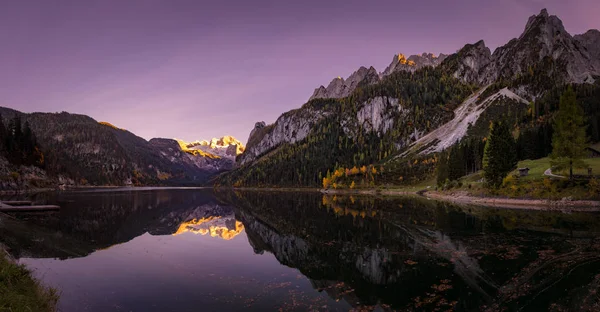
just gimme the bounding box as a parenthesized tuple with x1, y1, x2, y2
(216, 8, 600, 187)
(0, 106, 244, 188)
(2, 8, 599, 189)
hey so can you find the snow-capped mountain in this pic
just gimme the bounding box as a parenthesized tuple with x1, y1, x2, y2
(178, 136, 245, 160)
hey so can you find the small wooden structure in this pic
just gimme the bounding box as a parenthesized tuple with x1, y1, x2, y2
(587, 145, 600, 158)
(0, 201, 60, 212)
(518, 167, 530, 177)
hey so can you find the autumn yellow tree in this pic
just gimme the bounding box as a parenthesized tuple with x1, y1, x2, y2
(322, 177, 331, 189)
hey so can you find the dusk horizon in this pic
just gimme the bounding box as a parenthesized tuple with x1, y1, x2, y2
(2, 0, 599, 143)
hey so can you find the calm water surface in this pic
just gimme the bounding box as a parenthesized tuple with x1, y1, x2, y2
(2, 189, 600, 311)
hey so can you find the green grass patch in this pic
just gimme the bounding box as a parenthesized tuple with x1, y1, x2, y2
(443, 157, 600, 200)
(510, 157, 600, 178)
(0, 252, 58, 312)
(509, 157, 551, 181)
(556, 157, 600, 176)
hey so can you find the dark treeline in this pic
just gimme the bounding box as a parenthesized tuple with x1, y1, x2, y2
(533, 83, 600, 142)
(516, 123, 553, 161)
(0, 114, 44, 168)
(439, 120, 551, 186)
(437, 137, 486, 186)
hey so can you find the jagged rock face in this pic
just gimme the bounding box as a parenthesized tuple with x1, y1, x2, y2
(309, 66, 379, 100)
(575, 29, 600, 70)
(355, 96, 400, 135)
(450, 40, 492, 84)
(239, 107, 331, 165)
(480, 9, 599, 85)
(248, 121, 266, 143)
(309, 53, 447, 101)
(382, 53, 447, 77)
(149, 138, 235, 172)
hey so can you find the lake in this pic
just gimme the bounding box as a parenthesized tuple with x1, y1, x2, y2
(2, 188, 600, 311)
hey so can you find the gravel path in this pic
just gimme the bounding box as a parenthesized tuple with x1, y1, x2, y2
(544, 168, 566, 179)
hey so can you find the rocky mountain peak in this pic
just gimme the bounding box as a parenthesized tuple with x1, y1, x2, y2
(177, 136, 245, 159)
(382, 52, 447, 77)
(309, 65, 380, 100)
(575, 29, 600, 63)
(470, 8, 600, 86)
(521, 8, 570, 47)
(448, 40, 492, 84)
(524, 8, 549, 30)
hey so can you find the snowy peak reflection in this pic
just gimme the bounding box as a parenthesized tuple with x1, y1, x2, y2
(173, 216, 244, 240)
(2, 190, 240, 259)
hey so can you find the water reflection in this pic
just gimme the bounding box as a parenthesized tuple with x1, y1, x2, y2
(173, 216, 244, 240)
(219, 191, 600, 311)
(1, 189, 600, 311)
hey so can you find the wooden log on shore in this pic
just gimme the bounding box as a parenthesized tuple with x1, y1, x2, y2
(0, 205, 60, 212)
(2, 201, 33, 206)
(0, 202, 60, 212)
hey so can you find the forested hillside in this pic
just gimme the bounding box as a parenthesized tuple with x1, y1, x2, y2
(216, 66, 476, 187)
(0, 107, 235, 188)
(216, 9, 600, 189)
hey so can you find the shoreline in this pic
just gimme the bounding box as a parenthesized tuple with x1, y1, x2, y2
(318, 187, 600, 210)
(0, 188, 56, 195)
(4, 185, 600, 211)
(423, 190, 600, 211)
(0, 236, 58, 311)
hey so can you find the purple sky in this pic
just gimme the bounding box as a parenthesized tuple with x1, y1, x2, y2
(1, 0, 599, 144)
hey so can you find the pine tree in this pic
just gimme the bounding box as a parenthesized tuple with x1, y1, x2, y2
(550, 87, 588, 180)
(448, 142, 465, 181)
(436, 150, 449, 187)
(483, 120, 517, 188)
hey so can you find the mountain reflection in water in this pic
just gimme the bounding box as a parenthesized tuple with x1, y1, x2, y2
(173, 216, 245, 240)
(1, 189, 600, 311)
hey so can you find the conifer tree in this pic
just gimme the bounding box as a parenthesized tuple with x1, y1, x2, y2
(436, 150, 449, 187)
(483, 120, 517, 188)
(448, 142, 465, 181)
(550, 87, 588, 180)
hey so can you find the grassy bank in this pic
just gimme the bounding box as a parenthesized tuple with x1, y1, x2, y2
(439, 157, 600, 201)
(0, 250, 58, 312)
(316, 157, 600, 207)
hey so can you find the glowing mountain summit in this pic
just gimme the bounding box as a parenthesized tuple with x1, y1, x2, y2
(177, 136, 245, 160)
